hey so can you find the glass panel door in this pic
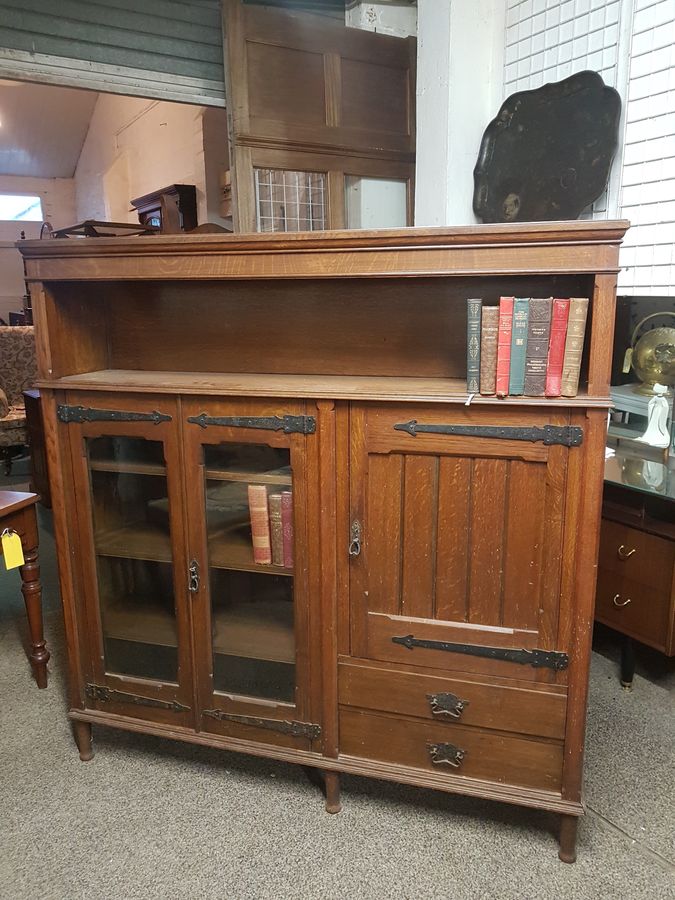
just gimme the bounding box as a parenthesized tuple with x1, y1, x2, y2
(87, 435, 178, 683)
(203, 442, 296, 702)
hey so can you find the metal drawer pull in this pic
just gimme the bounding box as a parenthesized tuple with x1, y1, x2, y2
(612, 593, 632, 608)
(427, 691, 469, 719)
(428, 741, 466, 768)
(617, 545, 636, 560)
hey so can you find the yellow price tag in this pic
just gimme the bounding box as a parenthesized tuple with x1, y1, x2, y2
(1, 529, 24, 570)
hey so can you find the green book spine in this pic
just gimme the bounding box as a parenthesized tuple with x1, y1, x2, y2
(466, 298, 482, 393)
(508, 298, 530, 395)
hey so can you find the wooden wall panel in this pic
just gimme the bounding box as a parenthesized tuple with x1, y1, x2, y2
(468, 459, 507, 626)
(502, 462, 546, 630)
(400, 455, 438, 619)
(435, 457, 471, 622)
(366, 454, 403, 616)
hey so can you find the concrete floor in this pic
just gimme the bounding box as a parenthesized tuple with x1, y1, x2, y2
(1, 459, 673, 900)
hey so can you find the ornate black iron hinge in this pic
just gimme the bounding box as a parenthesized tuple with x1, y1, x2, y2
(187, 413, 316, 434)
(393, 420, 583, 447)
(202, 709, 321, 740)
(58, 405, 171, 425)
(392, 634, 569, 671)
(85, 683, 189, 712)
(428, 741, 466, 768)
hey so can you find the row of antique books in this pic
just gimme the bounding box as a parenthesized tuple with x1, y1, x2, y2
(247, 484, 293, 568)
(466, 296, 589, 398)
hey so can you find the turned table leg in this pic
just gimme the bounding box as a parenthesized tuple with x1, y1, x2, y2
(73, 721, 94, 761)
(558, 814, 578, 863)
(620, 635, 635, 691)
(19, 546, 49, 689)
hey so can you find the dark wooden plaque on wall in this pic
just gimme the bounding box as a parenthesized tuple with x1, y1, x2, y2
(473, 70, 621, 223)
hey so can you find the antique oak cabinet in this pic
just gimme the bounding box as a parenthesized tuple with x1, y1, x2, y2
(20, 221, 627, 862)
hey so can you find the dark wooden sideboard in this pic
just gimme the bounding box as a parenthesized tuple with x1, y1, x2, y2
(597, 450, 675, 686)
(19, 221, 628, 862)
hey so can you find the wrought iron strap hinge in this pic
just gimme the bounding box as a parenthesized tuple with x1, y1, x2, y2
(392, 634, 569, 671)
(187, 413, 316, 435)
(393, 420, 583, 447)
(85, 683, 189, 712)
(202, 709, 321, 740)
(58, 405, 171, 425)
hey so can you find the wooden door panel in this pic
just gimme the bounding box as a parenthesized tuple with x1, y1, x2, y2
(62, 391, 193, 728)
(349, 404, 570, 681)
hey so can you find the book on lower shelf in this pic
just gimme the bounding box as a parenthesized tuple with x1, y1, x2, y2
(466, 294, 589, 399)
(268, 493, 284, 567)
(247, 484, 272, 565)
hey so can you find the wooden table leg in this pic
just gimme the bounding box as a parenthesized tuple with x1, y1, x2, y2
(73, 720, 94, 761)
(558, 813, 578, 863)
(620, 634, 635, 691)
(19, 546, 49, 688)
(324, 771, 341, 814)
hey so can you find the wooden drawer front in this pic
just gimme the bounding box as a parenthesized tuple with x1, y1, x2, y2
(595, 567, 671, 651)
(339, 708, 563, 793)
(338, 661, 567, 740)
(599, 519, 675, 593)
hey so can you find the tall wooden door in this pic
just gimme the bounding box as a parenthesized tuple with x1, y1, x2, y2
(348, 403, 576, 684)
(182, 396, 322, 752)
(222, 0, 416, 231)
(62, 392, 194, 727)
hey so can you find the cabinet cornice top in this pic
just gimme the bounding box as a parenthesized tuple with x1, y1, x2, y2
(19, 220, 629, 281)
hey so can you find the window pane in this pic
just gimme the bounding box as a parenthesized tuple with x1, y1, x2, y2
(0, 194, 43, 221)
(345, 176, 407, 229)
(254, 168, 326, 232)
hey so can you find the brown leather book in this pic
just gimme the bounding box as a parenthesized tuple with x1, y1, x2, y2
(268, 493, 284, 566)
(523, 298, 553, 396)
(479, 306, 499, 395)
(247, 484, 271, 565)
(561, 297, 589, 397)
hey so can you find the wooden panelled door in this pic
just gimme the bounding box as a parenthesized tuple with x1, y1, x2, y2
(63, 392, 193, 727)
(349, 403, 574, 684)
(182, 397, 320, 751)
(222, 0, 416, 231)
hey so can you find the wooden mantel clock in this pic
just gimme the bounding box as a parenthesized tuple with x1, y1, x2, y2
(19, 220, 627, 862)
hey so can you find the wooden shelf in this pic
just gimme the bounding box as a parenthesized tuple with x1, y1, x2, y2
(95, 521, 293, 576)
(205, 467, 292, 486)
(103, 597, 294, 664)
(90, 460, 167, 476)
(38, 369, 611, 407)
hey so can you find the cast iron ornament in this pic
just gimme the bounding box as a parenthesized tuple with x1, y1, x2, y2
(473, 70, 621, 223)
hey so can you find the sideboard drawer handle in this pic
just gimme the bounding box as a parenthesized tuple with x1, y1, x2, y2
(427, 691, 469, 719)
(612, 593, 632, 608)
(428, 741, 466, 768)
(617, 545, 636, 560)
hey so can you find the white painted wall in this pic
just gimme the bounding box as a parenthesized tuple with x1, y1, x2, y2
(0, 174, 76, 321)
(415, 0, 506, 225)
(346, 1, 417, 37)
(74, 93, 217, 226)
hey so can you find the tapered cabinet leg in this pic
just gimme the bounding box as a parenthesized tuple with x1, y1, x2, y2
(324, 771, 341, 814)
(558, 814, 578, 863)
(73, 720, 94, 761)
(620, 635, 635, 691)
(19, 546, 49, 688)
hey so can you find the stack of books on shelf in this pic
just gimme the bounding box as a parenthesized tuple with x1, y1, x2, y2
(467, 296, 589, 398)
(247, 485, 293, 568)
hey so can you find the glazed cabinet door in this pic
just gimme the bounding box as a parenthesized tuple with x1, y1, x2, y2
(183, 397, 321, 751)
(349, 403, 575, 682)
(62, 393, 193, 726)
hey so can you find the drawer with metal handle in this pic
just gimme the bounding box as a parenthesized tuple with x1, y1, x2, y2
(338, 660, 567, 740)
(339, 707, 563, 792)
(595, 567, 671, 653)
(598, 519, 674, 592)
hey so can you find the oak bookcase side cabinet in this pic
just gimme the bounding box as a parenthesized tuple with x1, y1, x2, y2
(20, 221, 628, 863)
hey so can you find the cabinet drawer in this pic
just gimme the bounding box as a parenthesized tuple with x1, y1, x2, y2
(338, 660, 566, 740)
(595, 567, 671, 651)
(339, 708, 563, 793)
(599, 519, 675, 593)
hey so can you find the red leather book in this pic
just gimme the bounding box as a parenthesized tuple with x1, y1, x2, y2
(495, 296, 514, 398)
(545, 298, 571, 397)
(268, 493, 284, 566)
(281, 491, 293, 569)
(247, 484, 272, 565)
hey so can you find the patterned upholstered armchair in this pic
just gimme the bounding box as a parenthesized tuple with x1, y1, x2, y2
(0, 326, 37, 474)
